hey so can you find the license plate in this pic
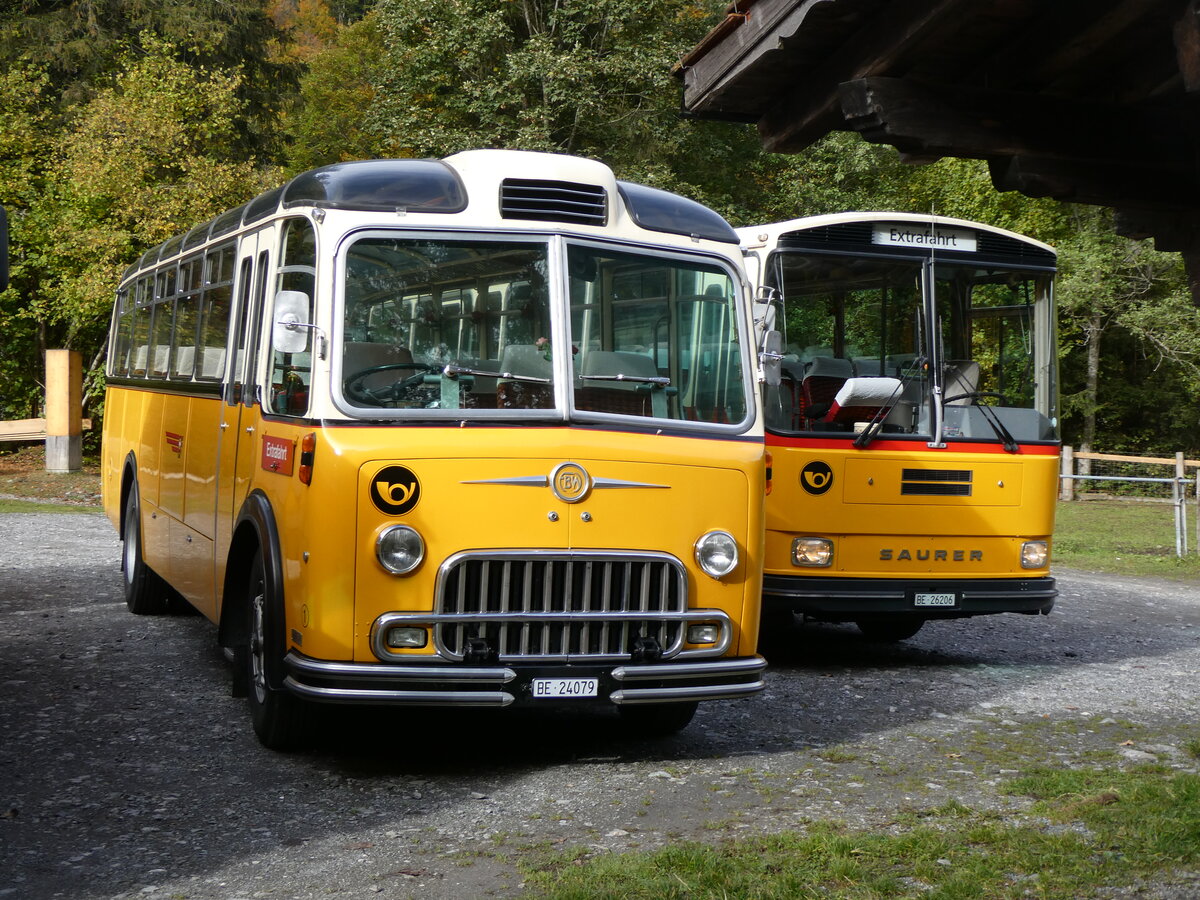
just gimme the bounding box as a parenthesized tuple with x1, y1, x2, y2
(532, 677, 599, 699)
(914, 592, 958, 608)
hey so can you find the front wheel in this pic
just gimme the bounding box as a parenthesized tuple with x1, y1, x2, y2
(243, 548, 310, 750)
(122, 487, 170, 615)
(618, 701, 698, 736)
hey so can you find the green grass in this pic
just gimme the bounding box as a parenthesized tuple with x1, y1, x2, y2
(521, 767, 1200, 899)
(0, 497, 100, 513)
(1053, 499, 1200, 580)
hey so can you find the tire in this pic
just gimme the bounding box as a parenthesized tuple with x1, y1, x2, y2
(244, 548, 310, 751)
(122, 487, 170, 615)
(855, 617, 924, 642)
(618, 701, 699, 736)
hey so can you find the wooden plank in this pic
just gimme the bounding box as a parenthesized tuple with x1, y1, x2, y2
(1073, 450, 1200, 468)
(0, 418, 46, 438)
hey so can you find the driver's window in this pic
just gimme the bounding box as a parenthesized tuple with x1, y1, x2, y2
(269, 218, 316, 415)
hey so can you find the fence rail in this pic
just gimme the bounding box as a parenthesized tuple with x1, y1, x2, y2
(1060, 447, 1199, 557)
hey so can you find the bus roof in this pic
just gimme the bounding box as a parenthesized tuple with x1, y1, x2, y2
(738, 211, 1056, 257)
(122, 151, 740, 284)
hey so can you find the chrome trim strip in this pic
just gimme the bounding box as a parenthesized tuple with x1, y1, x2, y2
(286, 651, 517, 684)
(610, 681, 766, 704)
(592, 477, 669, 490)
(461, 476, 549, 487)
(611, 655, 766, 682)
(284, 678, 515, 707)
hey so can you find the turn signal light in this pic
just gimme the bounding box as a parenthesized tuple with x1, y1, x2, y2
(298, 432, 316, 485)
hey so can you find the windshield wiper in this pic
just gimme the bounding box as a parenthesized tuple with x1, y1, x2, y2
(852, 359, 923, 448)
(946, 392, 1019, 452)
(578, 373, 671, 387)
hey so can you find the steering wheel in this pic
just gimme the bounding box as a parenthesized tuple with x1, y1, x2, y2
(943, 390, 1008, 406)
(344, 362, 440, 406)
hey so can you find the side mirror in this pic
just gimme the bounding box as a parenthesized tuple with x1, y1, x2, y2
(0, 205, 9, 292)
(760, 329, 783, 387)
(272, 290, 311, 354)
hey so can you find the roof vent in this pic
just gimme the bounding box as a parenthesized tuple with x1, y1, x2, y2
(500, 179, 607, 226)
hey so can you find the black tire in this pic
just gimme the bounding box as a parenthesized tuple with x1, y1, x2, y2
(122, 486, 170, 615)
(244, 548, 310, 751)
(855, 617, 924, 642)
(618, 701, 699, 736)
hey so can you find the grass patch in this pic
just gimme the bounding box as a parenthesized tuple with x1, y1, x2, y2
(1053, 500, 1200, 580)
(522, 768, 1200, 899)
(0, 497, 100, 514)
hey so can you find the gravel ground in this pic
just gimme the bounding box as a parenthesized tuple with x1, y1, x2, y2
(2, 510, 1200, 899)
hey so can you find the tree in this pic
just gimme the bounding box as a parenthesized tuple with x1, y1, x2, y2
(17, 40, 283, 420)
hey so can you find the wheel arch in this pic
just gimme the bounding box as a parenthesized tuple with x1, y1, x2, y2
(119, 452, 139, 536)
(219, 490, 287, 688)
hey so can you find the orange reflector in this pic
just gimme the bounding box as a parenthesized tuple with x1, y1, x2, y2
(298, 432, 316, 485)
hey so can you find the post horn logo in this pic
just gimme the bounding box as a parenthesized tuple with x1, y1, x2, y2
(370, 465, 421, 515)
(550, 462, 591, 503)
(800, 460, 834, 495)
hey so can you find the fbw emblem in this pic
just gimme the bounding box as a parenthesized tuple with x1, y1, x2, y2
(370, 465, 421, 515)
(800, 460, 834, 496)
(550, 462, 591, 503)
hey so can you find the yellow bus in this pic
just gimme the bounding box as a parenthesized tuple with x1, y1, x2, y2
(745, 213, 1058, 641)
(102, 150, 767, 749)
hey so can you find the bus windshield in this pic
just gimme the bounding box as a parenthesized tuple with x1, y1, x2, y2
(765, 252, 1056, 444)
(339, 234, 748, 425)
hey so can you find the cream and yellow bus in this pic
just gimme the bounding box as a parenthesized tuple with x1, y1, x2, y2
(746, 213, 1058, 642)
(102, 150, 767, 749)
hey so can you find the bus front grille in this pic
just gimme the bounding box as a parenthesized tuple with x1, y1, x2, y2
(434, 552, 687, 662)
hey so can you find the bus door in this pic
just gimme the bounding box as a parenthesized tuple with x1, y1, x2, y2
(215, 231, 270, 609)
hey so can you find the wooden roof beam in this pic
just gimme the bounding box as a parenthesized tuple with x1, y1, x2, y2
(837, 76, 1197, 169)
(757, 0, 973, 152)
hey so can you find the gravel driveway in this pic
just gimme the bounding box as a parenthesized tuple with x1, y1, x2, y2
(2, 511, 1199, 899)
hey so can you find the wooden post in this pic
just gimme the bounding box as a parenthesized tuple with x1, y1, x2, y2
(1060, 445, 1074, 501)
(44, 350, 82, 473)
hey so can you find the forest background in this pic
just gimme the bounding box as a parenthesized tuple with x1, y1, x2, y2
(0, 0, 1196, 458)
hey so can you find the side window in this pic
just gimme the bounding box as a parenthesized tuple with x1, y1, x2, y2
(111, 289, 132, 377)
(269, 219, 316, 415)
(197, 243, 235, 381)
(130, 278, 153, 376)
(172, 256, 202, 379)
(149, 269, 174, 378)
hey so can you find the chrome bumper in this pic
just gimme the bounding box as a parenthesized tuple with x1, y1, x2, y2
(283, 651, 766, 707)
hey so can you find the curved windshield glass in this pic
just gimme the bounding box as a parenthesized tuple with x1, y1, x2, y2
(568, 244, 747, 425)
(764, 252, 1056, 443)
(337, 234, 750, 427)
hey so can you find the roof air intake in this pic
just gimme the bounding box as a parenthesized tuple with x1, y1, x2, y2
(500, 179, 607, 226)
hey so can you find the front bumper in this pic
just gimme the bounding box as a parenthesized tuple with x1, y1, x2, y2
(762, 574, 1057, 619)
(283, 651, 766, 707)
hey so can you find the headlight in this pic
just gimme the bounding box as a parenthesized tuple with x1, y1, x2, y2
(1020, 540, 1049, 569)
(695, 531, 739, 579)
(792, 537, 833, 567)
(377, 525, 425, 575)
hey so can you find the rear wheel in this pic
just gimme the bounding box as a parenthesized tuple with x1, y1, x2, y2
(618, 701, 699, 736)
(855, 617, 924, 642)
(122, 487, 170, 615)
(244, 548, 310, 751)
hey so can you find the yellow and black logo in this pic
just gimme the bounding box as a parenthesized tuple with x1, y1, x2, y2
(370, 465, 421, 515)
(799, 460, 834, 496)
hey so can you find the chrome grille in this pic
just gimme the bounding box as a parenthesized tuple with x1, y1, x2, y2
(434, 551, 687, 662)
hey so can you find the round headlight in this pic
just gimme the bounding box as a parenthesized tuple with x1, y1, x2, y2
(695, 530, 739, 579)
(377, 525, 425, 575)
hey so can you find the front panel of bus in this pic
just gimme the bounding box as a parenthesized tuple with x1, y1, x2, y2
(756, 218, 1059, 627)
(240, 222, 765, 707)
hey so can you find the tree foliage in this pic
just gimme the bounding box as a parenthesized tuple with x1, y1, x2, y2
(0, 0, 1194, 456)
